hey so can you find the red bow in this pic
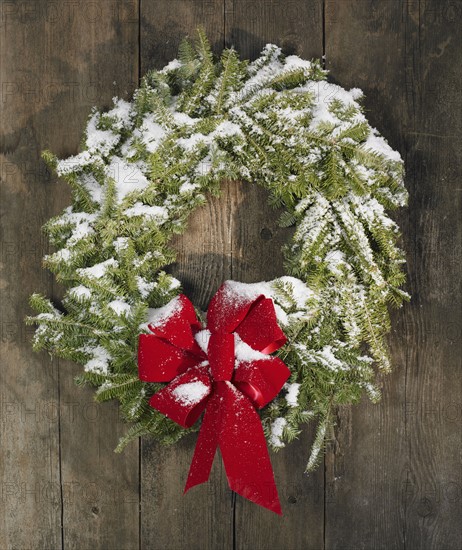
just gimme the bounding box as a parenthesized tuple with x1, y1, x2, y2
(138, 282, 290, 514)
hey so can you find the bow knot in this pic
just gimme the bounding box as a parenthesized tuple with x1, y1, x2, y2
(138, 281, 290, 514)
(208, 331, 234, 381)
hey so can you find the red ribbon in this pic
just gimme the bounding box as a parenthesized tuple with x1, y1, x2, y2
(138, 282, 290, 514)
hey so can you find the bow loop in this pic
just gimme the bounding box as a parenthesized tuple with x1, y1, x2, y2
(150, 365, 212, 428)
(207, 282, 262, 333)
(138, 295, 205, 383)
(235, 297, 287, 354)
(138, 333, 200, 382)
(207, 282, 287, 354)
(234, 357, 291, 408)
(148, 294, 202, 351)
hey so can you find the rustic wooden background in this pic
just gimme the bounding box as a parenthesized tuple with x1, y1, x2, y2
(1, 1, 461, 548)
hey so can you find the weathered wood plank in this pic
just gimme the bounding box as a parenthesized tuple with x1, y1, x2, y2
(141, 0, 225, 68)
(224, 0, 323, 59)
(139, 4, 234, 549)
(54, 3, 141, 547)
(224, 2, 326, 548)
(325, 1, 462, 548)
(396, 1, 462, 546)
(0, 2, 141, 549)
(324, 4, 410, 546)
(0, 4, 64, 547)
(141, 185, 241, 550)
(227, 181, 325, 549)
(0, 123, 61, 541)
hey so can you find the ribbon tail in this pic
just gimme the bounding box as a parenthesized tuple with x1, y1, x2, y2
(184, 391, 221, 493)
(219, 383, 282, 515)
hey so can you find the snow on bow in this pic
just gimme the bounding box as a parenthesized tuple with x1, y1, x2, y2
(137, 281, 291, 514)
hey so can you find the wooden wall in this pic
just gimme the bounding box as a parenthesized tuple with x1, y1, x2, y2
(1, 1, 460, 548)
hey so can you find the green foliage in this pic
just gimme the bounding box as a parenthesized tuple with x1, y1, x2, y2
(177, 28, 216, 115)
(28, 30, 408, 468)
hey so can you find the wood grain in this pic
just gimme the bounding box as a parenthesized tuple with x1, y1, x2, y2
(1, 1, 141, 548)
(53, 4, 141, 548)
(0, 7, 62, 546)
(140, 186, 238, 550)
(223, 2, 326, 548)
(139, 4, 233, 549)
(324, 4, 410, 546)
(141, 0, 226, 71)
(325, 1, 462, 548)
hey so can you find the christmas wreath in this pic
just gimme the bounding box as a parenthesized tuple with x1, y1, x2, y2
(28, 30, 408, 512)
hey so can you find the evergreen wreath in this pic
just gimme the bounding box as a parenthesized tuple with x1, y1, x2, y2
(28, 30, 408, 471)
